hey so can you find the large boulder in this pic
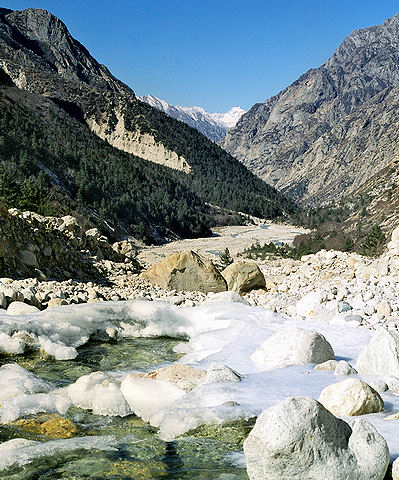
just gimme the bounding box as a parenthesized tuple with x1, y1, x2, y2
(319, 378, 383, 416)
(140, 251, 227, 293)
(7, 301, 40, 315)
(243, 397, 390, 480)
(221, 261, 266, 294)
(356, 329, 399, 376)
(251, 327, 334, 369)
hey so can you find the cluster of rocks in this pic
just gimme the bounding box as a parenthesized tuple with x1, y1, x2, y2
(242, 226, 399, 331)
(244, 396, 389, 480)
(0, 202, 140, 282)
(141, 250, 266, 295)
(244, 325, 399, 480)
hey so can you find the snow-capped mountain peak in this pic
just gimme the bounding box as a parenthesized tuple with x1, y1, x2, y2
(138, 94, 245, 142)
(212, 106, 246, 129)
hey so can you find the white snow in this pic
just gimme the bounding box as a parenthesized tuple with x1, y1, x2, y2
(0, 364, 51, 403)
(121, 375, 186, 425)
(67, 371, 131, 416)
(1, 393, 71, 423)
(2, 298, 399, 466)
(212, 106, 246, 128)
(0, 436, 121, 471)
(138, 94, 245, 132)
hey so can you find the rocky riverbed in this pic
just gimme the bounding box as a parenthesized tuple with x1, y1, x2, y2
(1, 218, 399, 479)
(137, 222, 308, 265)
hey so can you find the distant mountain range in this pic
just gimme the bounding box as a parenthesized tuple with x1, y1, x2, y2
(222, 12, 399, 216)
(0, 8, 296, 243)
(138, 94, 245, 142)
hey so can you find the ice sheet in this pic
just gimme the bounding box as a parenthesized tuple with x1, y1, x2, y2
(2, 299, 399, 462)
(0, 435, 121, 471)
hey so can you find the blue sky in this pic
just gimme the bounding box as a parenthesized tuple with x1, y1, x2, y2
(3, 1, 399, 112)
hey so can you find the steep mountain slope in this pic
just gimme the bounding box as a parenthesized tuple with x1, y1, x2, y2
(138, 94, 245, 142)
(344, 159, 399, 235)
(222, 13, 399, 206)
(0, 77, 212, 241)
(0, 7, 297, 241)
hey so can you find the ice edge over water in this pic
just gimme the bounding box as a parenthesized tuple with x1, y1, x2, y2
(2, 299, 399, 470)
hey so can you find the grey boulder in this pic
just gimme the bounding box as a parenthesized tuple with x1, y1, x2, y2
(243, 396, 389, 480)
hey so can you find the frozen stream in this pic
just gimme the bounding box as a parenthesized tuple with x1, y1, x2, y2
(0, 299, 399, 478)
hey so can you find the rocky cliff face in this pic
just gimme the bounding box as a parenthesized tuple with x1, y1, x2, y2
(222, 13, 399, 205)
(344, 158, 399, 235)
(0, 8, 191, 173)
(0, 8, 131, 95)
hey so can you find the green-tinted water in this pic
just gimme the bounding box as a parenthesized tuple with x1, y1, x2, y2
(0, 337, 248, 479)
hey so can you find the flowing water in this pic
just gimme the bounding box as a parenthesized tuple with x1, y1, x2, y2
(0, 336, 249, 479)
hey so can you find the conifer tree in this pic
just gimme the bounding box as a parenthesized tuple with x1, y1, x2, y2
(219, 247, 233, 269)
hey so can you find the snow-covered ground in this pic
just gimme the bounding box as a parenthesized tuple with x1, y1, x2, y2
(1, 298, 399, 472)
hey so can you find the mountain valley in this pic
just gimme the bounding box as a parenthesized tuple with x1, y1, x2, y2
(0, 7, 295, 244)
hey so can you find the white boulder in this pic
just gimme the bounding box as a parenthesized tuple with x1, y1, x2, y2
(251, 327, 334, 369)
(319, 378, 383, 416)
(357, 329, 399, 376)
(202, 290, 250, 306)
(7, 301, 40, 315)
(243, 397, 389, 480)
(202, 363, 243, 384)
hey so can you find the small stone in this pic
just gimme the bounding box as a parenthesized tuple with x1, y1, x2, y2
(376, 301, 392, 317)
(338, 301, 352, 313)
(314, 360, 338, 372)
(40, 417, 78, 439)
(334, 360, 357, 376)
(369, 380, 388, 393)
(47, 298, 68, 308)
(141, 364, 206, 392)
(344, 314, 363, 324)
(202, 363, 243, 383)
(42, 247, 52, 257)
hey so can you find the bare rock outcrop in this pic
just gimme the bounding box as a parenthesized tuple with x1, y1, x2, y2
(222, 13, 399, 207)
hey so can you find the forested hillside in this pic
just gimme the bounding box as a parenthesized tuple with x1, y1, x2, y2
(0, 77, 296, 243)
(0, 8, 297, 243)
